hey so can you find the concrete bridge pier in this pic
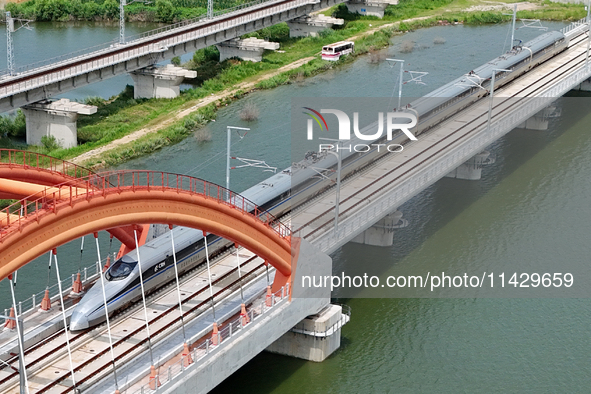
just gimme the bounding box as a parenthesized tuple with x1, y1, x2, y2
(351, 210, 408, 247)
(216, 38, 280, 62)
(517, 105, 561, 130)
(574, 77, 591, 91)
(130, 65, 197, 99)
(446, 151, 495, 180)
(286, 14, 344, 37)
(161, 238, 339, 394)
(22, 99, 97, 149)
(345, 0, 398, 18)
(266, 304, 348, 362)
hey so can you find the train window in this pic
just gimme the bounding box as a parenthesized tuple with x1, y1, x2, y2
(106, 258, 138, 281)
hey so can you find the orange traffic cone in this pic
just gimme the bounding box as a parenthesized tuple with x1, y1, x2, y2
(265, 286, 273, 307)
(103, 256, 111, 273)
(71, 272, 83, 295)
(3, 307, 16, 330)
(182, 342, 193, 367)
(211, 322, 221, 346)
(40, 289, 51, 312)
(240, 303, 250, 326)
(149, 365, 160, 390)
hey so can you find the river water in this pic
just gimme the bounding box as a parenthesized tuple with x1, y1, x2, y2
(4, 20, 591, 392)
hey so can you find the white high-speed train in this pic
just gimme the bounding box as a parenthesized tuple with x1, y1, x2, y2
(69, 30, 570, 330)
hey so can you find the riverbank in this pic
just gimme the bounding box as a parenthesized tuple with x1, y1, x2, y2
(0, 0, 585, 169)
(3, 0, 231, 23)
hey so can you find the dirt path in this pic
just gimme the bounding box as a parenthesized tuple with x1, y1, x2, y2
(70, 8, 503, 166)
(70, 56, 315, 165)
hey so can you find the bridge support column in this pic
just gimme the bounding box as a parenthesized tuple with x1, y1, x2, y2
(286, 15, 344, 37)
(446, 151, 495, 180)
(517, 105, 561, 131)
(574, 77, 591, 91)
(22, 99, 97, 149)
(351, 210, 408, 247)
(130, 65, 197, 99)
(216, 38, 280, 62)
(345, 0, 398, 18)
(266, 304, 347, 362)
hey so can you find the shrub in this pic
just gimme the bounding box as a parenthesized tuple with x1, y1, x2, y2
(40, 135, 60, 151)
(34, 0, 71, 21)
(400, 40, 415, 53)
(194, 128, 212, 142)
(0, 110, 26, 138)
(171, 56, 181, 66)
(156, 0, 177, 23)
(102, 0, 119, 19)
(193, 46, 220, 64)
(239, 102, 259, 121)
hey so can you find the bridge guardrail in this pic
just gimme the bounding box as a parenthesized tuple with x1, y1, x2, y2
(0, 0, 312, 97)
(2, 256, 109, 324)
(561, 16, 589, 36)
(0, 149, 95, 179)
(0, 0, 293, 79)
(128, 284, 290, 394)
(310, 63, 591, 255)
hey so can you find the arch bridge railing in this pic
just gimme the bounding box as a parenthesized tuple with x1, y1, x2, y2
(0, 149, 95, 179)
(0, 170, 291, 242)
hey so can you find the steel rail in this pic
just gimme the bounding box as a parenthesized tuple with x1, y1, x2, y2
(0, 0, 302, 90)
(296, 35, 591, 240)
(1, 255, 260, 393)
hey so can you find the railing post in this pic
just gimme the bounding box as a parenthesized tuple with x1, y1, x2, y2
(32, 293, 36, 309)
(229, 322, 232, 338)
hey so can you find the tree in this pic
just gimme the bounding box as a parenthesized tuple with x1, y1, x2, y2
(102, 0, 119, 19)
(156, 0, 176, 23)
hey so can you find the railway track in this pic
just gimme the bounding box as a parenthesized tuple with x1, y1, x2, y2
(0, 250, 266, 394)
(290, 30, 591, 242)
(4, 26, 588, 394)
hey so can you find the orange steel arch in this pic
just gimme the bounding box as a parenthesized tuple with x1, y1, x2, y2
(0, 149, 149, 250)
(0, 170, 292, 289)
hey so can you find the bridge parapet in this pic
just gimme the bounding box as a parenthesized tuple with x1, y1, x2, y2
(297, 58, 591, 255)
(0, 0, 346, 113)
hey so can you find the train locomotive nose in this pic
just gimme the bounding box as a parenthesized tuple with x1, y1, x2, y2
(69, 310, 89, 331)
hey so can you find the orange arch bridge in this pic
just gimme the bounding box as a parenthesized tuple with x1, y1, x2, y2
(0, 149, 153, 251)
(0, 170, 293, 289)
